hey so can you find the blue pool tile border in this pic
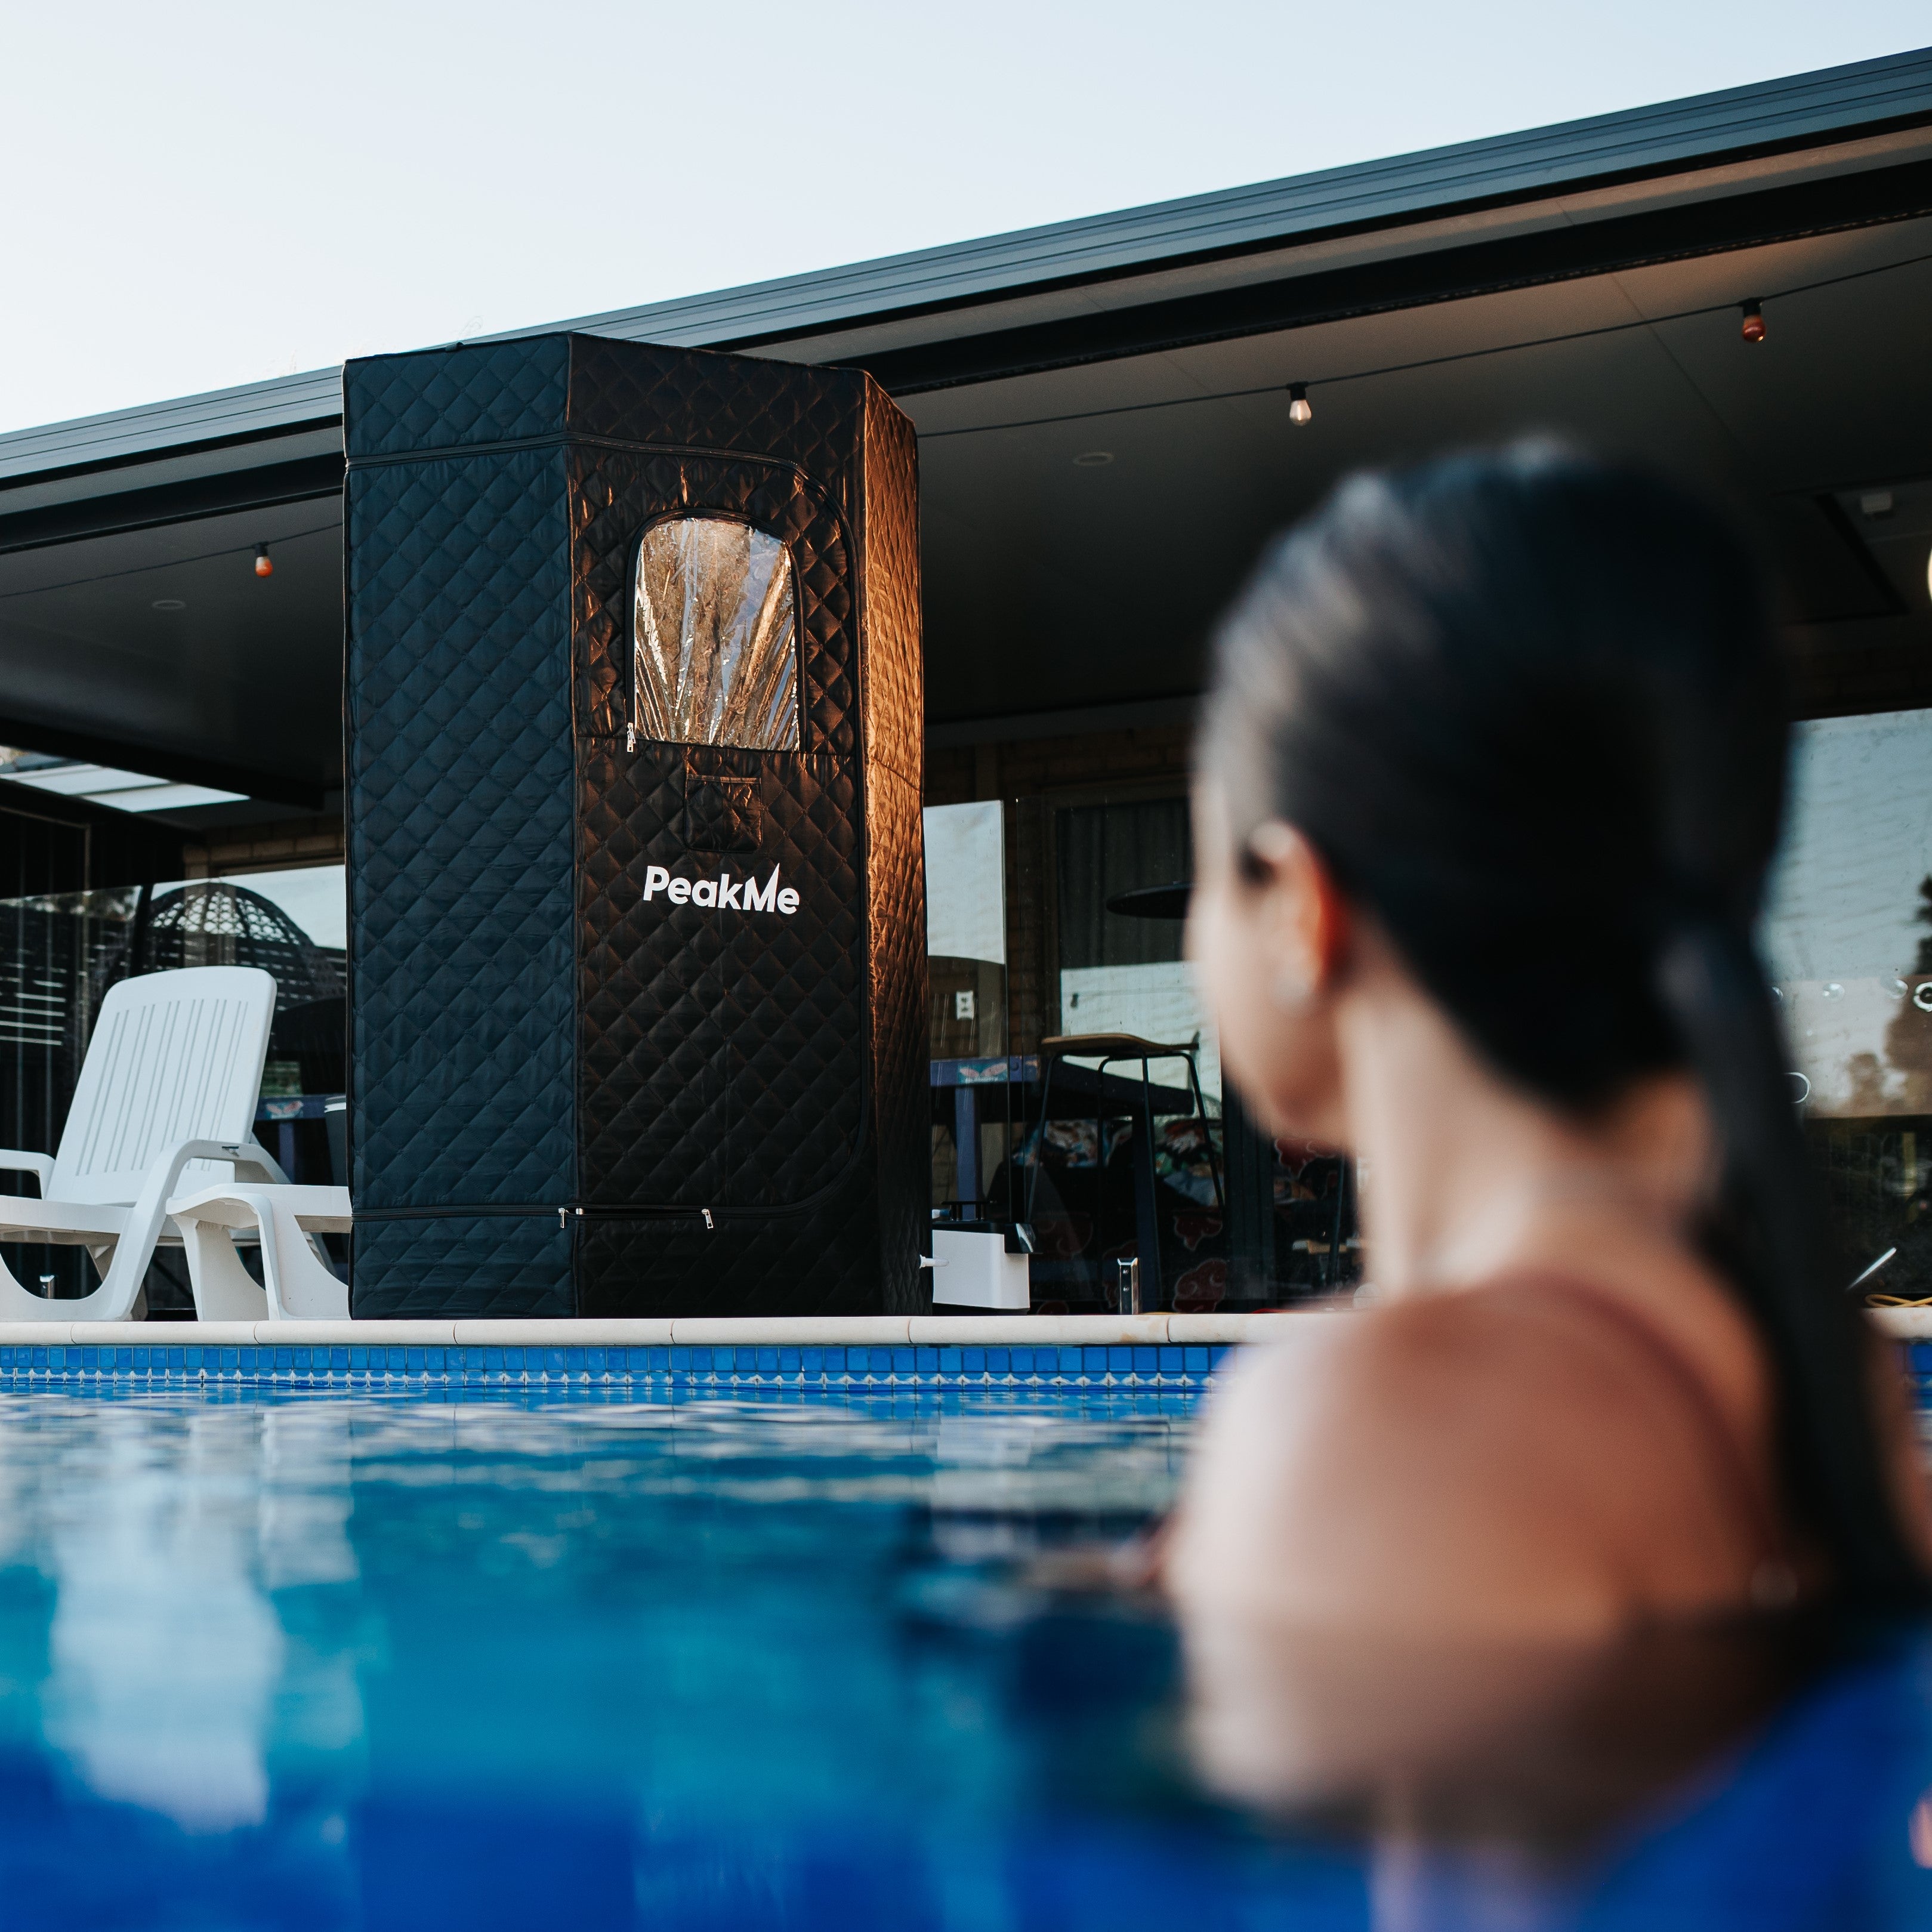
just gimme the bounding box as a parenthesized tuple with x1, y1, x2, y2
(0, 1340, 1233, 1394)
(9, 1329, 1925, 1400)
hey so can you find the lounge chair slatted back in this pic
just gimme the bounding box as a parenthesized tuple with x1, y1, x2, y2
(54, 968, 276, 1205)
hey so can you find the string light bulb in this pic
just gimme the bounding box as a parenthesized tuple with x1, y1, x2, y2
(1740, 301, 1766, 345)
(254, 544, 274, 578)
(1286, 382, 1313, 426)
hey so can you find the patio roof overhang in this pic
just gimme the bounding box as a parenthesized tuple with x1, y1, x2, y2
(1, 47, 1929, 826)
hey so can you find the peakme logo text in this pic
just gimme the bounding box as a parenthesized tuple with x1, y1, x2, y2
(642, 865, 801, 915)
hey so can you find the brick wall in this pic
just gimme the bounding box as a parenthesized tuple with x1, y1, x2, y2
(1788, 624, 1932, 721)
(183, 816, 345, 878)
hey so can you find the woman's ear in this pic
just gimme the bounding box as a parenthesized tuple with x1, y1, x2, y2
(1246, 822, 1350, 1007)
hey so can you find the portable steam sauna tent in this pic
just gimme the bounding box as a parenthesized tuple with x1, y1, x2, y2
(344, 336, 927, 1317)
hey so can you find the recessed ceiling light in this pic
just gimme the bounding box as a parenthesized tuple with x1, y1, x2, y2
(150, 598, 186, 612)
(1072, 450, 1113, 467)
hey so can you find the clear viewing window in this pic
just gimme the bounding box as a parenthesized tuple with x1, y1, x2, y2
(1763, 706, 1932, 1119)
(632, 517, 799, 751)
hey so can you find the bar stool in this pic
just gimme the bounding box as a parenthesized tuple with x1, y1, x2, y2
(1024, 1032, 1223, 1308)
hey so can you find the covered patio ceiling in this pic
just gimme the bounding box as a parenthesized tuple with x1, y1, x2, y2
(0, 49, 1928, 826)
(910, 209, 1932, 729)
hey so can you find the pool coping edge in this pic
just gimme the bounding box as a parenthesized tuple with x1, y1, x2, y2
(0, 1312, 1339, 1347)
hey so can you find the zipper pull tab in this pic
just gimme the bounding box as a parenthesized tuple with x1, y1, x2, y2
(626, 722, 638, 753)
(702, 1208, 714, 1231)
(558, 1207, 567, 1230)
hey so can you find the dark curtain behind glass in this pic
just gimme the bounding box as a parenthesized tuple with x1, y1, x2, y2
(1055, 799, 1190, 972)
(1053, 794, 1361, 1304)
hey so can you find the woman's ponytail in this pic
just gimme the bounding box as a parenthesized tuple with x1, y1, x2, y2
(1657, 915, 1925, 1606)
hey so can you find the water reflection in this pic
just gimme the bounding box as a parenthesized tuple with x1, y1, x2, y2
(1171, 1590, 1932, 1930)
(18, 1403, 366, 1829)
(1181, 1609, 1813, 1848)
(0, 1389, 1923, 1929)
(38, 1408, 287, 1827)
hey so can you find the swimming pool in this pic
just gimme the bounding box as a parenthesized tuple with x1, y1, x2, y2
(1, 1377, 1930, 1930)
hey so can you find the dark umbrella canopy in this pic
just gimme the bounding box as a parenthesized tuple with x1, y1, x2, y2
(1105, 882, 1191, 921)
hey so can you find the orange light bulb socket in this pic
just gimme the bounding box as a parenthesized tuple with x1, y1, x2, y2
(1740, 301, 1767, 345)
(254, 545, 274, 578)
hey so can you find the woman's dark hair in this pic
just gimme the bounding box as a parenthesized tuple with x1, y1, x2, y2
(1200, 442, 1923, 1607)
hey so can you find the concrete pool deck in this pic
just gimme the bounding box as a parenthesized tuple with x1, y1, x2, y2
(0, 1306, 1919, 1347)
(0, 1311, 1313, 1349)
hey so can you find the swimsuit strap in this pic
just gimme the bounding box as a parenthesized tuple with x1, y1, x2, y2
(1490, 1272, 1795, 1594)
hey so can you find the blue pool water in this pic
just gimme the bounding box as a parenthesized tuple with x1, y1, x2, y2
(0, 1383, 1928, 1930)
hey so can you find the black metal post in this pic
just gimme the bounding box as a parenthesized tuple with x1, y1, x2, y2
(953, 1084, 980, 1208)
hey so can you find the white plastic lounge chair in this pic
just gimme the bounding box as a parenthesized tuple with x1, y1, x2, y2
(0, 966, 285, 1320)
(165, 1183, 351, 1320)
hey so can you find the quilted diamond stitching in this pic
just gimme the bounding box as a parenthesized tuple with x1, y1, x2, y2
(347, 446, 575, 1214)
(353, 1213, 572, 1319)
(857, 398, 930, 1292)
(578, 746, 864, 1209)
(567, 338, 868, 513)
(578, 1182, 883, 1320)
(345, 339, 570, 460)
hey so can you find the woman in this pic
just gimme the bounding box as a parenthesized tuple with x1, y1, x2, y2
(1165, 445, 1929, 1652)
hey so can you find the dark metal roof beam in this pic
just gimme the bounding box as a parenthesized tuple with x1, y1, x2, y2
(847, 152, 1932, 394)
(0, 455, 345, 557)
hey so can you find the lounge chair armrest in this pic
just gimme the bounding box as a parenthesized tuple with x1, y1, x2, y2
(135, 1138, 286, 1229)
(163, 1136, 286, 1185)
(0, 1151, 54, 1196)
(225, 1138, 290, 1186)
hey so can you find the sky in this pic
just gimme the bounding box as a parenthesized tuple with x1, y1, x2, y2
(0, 2, 1926, 436)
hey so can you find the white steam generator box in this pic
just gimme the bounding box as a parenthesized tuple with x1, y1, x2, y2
(930, 1228, 1032, 1311)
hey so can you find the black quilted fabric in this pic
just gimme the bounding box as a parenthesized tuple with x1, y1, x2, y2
(857, 394, 928, 1314)
(344, 334, 925, 1317)
(859, 391, 926, 794)
(345, 447, 576, 1213)
(681, 764, 761, 853)
(346, 340, 570, 461)
(353, 1213, 573, 1320)
(569, 340, 869, 510)
(578, 743, 862, 1209)
(578, 1177, 882, 1320)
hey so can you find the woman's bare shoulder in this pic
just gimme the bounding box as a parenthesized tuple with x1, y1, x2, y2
(1219, 1287, 1677, 1458)
(1167, 1293, 1732, 1639)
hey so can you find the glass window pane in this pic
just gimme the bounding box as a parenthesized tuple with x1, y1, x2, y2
(924, 802, 1010, 1212)
(1053, 798, 1217, 1102)
(1761, 706, 1932, 1295)
(1763, 708, 1932, 1116)
(632, 517, 799, 751)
